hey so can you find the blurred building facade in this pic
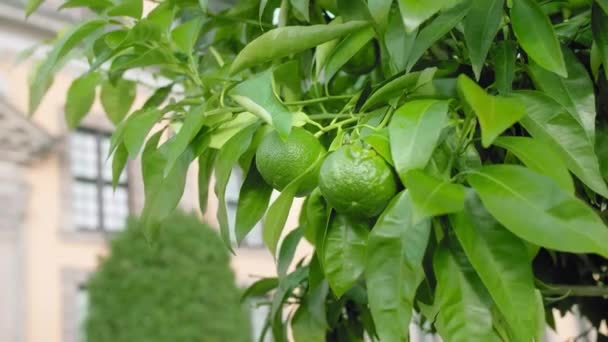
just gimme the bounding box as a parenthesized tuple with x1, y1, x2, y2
(0, 1, 307, 341)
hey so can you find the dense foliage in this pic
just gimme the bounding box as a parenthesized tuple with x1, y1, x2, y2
(84, 212, 249, 342)
(26, 0, 608, 340)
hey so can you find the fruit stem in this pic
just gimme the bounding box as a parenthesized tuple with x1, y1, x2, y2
(314, 117, 358, 137)
(308, 113, 352, 120)
(285, 95, 353, 106)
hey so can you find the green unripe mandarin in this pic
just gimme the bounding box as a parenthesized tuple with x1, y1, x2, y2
(319, 145, 398, 218)
(256, 127, 326, 197)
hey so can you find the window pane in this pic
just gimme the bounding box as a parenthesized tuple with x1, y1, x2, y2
(100, 137, 127, 184)
(103, 186, 129, 231)
(69, 132, 98, 179)
(76, 286, 88, 342)
(72, 181, 99, 230)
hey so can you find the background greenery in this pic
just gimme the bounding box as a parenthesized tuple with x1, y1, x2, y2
(84, 211, 250, 342)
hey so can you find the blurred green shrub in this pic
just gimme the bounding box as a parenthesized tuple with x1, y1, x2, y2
(84, 211, 250, 342)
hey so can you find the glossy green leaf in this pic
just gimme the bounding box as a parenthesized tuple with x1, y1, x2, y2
(241, 277, 279, 303)
(384, 9, 417, 72)
(363, 129, 393, 166)
(337, 0, 372, 21)
(209, 113, 259, 149)
(215, 123, 259, 251)
(322, 26, 376, 81)
(235, 166, 273, 243)
(292, 301, 326, 342)
(230, 21, 369, 74)
(100, 78, 136, 125)
(141, 132, 193, 240)
(596, 128, 608, 181)
(366, 191, 431, 342)
(510, 0, 566, 77)
(29, 19, 107, 114)
(171, 18, 203, 54)
(457, 75, 526, 147)
(123, 108, 163, 158)
(406, 0, 472, 71)
(451, 191, 540, 342)
(162, 106, 208, 176)
(494, 136, 574, 193)
(25, 0, 44, 16)
(264, 154, 325, 254)
(198, 150, 217, 213)
(277, 228, 302, 277)
(516, 91, 608, 197)
(368, 0, 393, 31)
(597, 0, 608, 13)
(492, 40, 517, 94)
(304, 188, 328, 244)
(463, 0, 504, 79)
(65, 71, 100, 129)
(230, 70, 292, 139)
(290, 0, 310, 22)
(434, 244, 501, 342)
(388, 99, 449, 182)
(314, 18, 344, 78)
(468, 165, 608, 257)
(270, 266, 308, 319)
(107, 0, 143, 19)
(528, 47, 596, 141)
(111, 143, 128, 190)
(143, 85, 171, 109)
(397, 0, 444, 32)
(403, 170, 466, 221)
(592, 2, 608, 80)
(363, 68, 436, 110)
(324, 213, 369, 297)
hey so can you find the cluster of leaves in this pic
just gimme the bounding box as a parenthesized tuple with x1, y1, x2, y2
(85, 211, 250, 342)
(27, 0, 608, 340)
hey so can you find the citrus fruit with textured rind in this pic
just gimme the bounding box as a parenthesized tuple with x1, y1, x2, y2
(319, 144, 398, 218)
(256, 127, 326, 196)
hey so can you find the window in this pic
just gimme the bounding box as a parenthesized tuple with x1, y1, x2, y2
(248, 297, 272, 342)
(226, 168, 264, 248)
(75, 285, 88, 342)
(69, 129, 129, 232)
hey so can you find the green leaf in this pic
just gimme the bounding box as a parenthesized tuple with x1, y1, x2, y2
(388, 99, 449, 183)
(162, 107, 208, 176)
(230, 21, 370, 74)
(65, 71, 100, 129)
(277, 228, 302, 277)
(198, 149, 217, 213)
(403, 170, 466, 221)
(25, 0, 44, 16)
(337, 0, 372, 21)
(592, 2, 608, 80)
(59, 0, 114, 11)
(463, 0, 504, 79)
(111, 143, 128, 189)
(406, 0, 472, 71)
(290, 0, 310, 22)
(397, 0, 444, 32)
(384, 9, 417, 72)
(322, 26, 376, 82)
(492, 40, 517, 94)
(314, 18, 344, 78)
(324, 214, 369, 297)
(528, 47, 596, 141)
(235, 166, 273, 243)
(494, 136, 574, 193)
(516, 91, 608, 197)
(451, 191, 540, 342)
(304, 188, 328, 244)
(363, 129, 393, 166)
(141, 132, 193, 240)
(198, 0, 207, 12)
(107, 0, 143, 19)
(467, 164, 608, 257)
(123, 108, 163, 158)
(209, 113, 259, 149)
(29, 19, 107, 114)
(171, 18, 203, 54)
(433, 244, 501, 342)
(100, 78, 136, 125)
(215, 123, 259, 251)
(241, 277, 279, 303)
(366, 191, 431, 342)
(368, 0, 393, 31)
(143, 85, 172, 109)
(598, 0, 608, 13)
(362, 68, 436, 110)
(230, 70, 292, 139)
(270, 266, 308, 319)
(292, 301, 326, 342)
(597, 127, 608, 181)
(264, 154, 325, 254)
(510, 0, 566, 77)
(457, 74, 526, 147)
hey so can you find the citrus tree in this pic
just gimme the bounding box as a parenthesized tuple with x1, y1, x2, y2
(25, 0, 608, 340)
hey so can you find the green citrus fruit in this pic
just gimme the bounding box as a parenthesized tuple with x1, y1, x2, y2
(318, 144, 398, 218)
(256, 127, 326, 196)
(344, 41, 378, 76)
